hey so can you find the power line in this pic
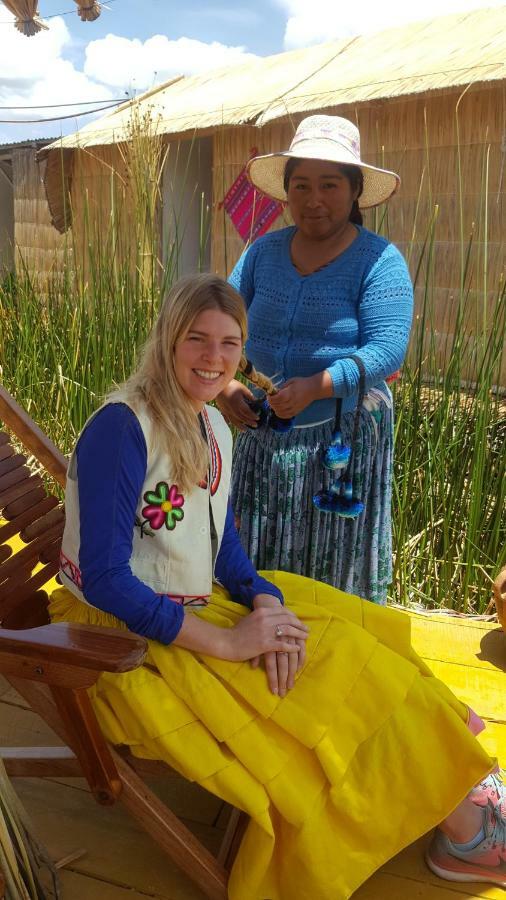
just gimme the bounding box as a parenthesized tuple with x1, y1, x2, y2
(0, 100, 123, 123)
(0, 0, 117, 24)
(0, 98, 128, 109)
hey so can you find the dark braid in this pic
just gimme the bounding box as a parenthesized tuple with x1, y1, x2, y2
(339, 164, 364, 226)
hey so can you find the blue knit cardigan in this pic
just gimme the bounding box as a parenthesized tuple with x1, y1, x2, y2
(229, 225, 414, 424)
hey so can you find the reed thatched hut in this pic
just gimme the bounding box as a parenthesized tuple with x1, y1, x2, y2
(40, 6, 506, 382)
(0, 138, 65, 278)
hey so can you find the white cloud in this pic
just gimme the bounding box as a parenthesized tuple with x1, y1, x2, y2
(0, 15, 258, 143)
(83, 33, 258, 91)
(0, 13, 113, 142)
(275, 0, 506, 48)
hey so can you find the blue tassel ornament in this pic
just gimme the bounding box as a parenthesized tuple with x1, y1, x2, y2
(312, 355, 367, 519)
(323, 430, 351, 471)
(313, 481, 364, 518)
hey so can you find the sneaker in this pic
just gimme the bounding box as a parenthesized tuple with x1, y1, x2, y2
(470, 770, 506, 816)
(426, 799, 506, 888)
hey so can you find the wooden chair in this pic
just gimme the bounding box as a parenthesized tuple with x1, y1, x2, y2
(0, 384, 246, 900)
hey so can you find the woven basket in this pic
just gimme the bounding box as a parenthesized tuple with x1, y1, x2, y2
(493, 566, 506, 633)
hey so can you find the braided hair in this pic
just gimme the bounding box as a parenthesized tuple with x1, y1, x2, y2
(238, 355, 277, 395)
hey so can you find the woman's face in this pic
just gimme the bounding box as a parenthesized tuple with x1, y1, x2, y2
(286, 159, 358, 241)
(174, 308, 243, 411)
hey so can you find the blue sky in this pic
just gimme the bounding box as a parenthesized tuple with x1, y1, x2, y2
(1, 0, 505, 144)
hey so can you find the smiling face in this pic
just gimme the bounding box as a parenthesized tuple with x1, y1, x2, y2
(286, 159, 359, 241)
(174, 307, 243, 411)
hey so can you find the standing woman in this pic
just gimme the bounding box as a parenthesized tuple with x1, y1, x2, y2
(220, 115, 413, 604)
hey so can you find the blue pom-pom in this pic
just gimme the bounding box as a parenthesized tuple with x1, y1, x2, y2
(323, 443, 351, 470)
(313, 484, 364, 518)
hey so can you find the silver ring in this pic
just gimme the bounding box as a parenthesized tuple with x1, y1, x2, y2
(275, 624, 283, 638)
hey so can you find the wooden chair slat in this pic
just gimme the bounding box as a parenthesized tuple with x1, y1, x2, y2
(39, 538, 63, 565)
(0, 496, 60, 543)
(0, 453, 27, 478)
(0, 432, 10, 446)
(0, 443, 14, 462)
(0, 464, 32, 496)
(2, 589, 50, 629)
(2, 483, 45, 517)
(0, 546, 12, 564)
(0, 521, 64, 581)
(0, 388, 68, 489)
(0, 559, 59, 620)
(21, 506, 64, 543)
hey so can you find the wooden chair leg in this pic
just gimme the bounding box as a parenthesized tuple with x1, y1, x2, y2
(112, 749, 228, 900)
(218, 807, 249, 871)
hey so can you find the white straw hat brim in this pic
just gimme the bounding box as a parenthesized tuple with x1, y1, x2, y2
(247, 149, 400, 208)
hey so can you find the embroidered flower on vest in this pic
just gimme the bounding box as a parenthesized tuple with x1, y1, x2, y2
(142, 482, 185, 531)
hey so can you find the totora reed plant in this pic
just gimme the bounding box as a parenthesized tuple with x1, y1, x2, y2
(0, 759, 59, 898)
(0, 103, 504, 613)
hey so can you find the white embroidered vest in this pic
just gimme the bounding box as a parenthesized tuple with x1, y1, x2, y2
(60, 400, 232, 605)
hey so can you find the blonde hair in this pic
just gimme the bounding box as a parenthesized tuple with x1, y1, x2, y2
(110, 274, 248, 494)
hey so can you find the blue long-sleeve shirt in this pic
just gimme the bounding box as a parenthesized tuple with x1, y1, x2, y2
(229, 225, 413, 424)
(75, 403, 283, 644)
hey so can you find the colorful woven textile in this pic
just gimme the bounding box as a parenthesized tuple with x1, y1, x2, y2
(223, 150, 284, 242)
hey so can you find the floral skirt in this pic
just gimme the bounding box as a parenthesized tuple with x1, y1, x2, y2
(231, 390, 394, 603)
(49, 573, 493, 900)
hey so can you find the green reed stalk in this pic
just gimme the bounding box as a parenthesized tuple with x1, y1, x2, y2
(391, 98, 505, 611)
(0, 109, 504, 612)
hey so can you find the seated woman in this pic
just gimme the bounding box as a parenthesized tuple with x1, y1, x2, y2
(50, 274, 505, 899)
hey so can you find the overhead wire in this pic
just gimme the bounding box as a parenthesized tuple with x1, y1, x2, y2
(0, 0, 117, 23)
(0, 98, 127, 109)
(0, 100, 124, 123)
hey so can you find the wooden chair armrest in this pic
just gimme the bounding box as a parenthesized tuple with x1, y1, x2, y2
(0, 622, 147, 688)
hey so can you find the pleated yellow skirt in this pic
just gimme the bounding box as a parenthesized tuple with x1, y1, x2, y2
(48, 572, 494, 900)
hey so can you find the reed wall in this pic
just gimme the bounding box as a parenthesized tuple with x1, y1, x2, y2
(12, 149, 65, 275)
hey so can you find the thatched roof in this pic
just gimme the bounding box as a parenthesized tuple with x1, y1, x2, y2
(41, 6, 506, 154)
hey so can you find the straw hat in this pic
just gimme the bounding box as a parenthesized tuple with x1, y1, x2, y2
(247, 115, 400, 209)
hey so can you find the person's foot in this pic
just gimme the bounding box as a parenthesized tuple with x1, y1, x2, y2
(470, 770, 505, 816)
(426, 799, 506, 888)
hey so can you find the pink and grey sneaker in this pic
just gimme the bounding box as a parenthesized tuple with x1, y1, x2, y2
(470, 770, 506, 817)
(426, 799, 506, 888)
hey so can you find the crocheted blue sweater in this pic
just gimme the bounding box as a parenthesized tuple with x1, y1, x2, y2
(229, 225, 413, 424)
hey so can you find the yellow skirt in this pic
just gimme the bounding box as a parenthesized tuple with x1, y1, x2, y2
(48, 572, 493, 900)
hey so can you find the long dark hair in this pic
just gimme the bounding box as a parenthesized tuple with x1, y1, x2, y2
(283, 157, 364, 226)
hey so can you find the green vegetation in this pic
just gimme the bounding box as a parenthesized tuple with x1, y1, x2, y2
(0, 109, 504, 613)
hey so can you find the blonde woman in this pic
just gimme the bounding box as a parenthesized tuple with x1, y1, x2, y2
(50, 274, 504, 897)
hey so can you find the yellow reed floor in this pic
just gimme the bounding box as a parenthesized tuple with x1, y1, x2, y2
(0, 610, 504, 899)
